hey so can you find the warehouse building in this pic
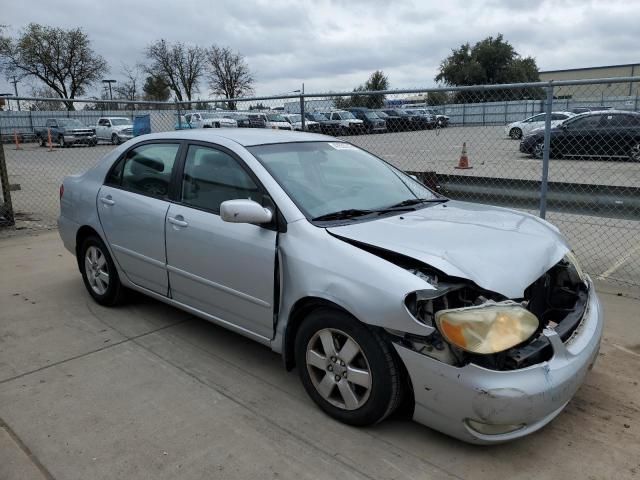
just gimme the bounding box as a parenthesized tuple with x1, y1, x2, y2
(540, 63, 640, 98)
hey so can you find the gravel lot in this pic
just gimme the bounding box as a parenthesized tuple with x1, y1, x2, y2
(3, 126, 640, 285)
(0, 232, 639, 480)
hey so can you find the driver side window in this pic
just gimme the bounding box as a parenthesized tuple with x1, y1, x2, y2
(180, 145, 261, 213)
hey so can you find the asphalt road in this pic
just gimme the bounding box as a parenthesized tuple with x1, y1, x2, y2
(3, 126, 640, 285)
(1, 233, 640, 480)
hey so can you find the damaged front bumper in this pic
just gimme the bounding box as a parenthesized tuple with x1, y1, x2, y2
(394, 278, 603, 444)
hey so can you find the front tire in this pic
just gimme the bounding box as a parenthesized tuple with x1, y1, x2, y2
(79, 235, 125, 306)
(112, 133, 120, 145)
(533, 141, 545, 159)
(295, 308, 403, 426)
(629, 143, 640, 162)
(59, 135, 66, 148)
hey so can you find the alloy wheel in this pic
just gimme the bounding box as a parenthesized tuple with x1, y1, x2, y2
(84, 245, 109, 295)
(533, 141, 544, 159)
(630, 143, 640, 162)
(305, 328, 372, 411)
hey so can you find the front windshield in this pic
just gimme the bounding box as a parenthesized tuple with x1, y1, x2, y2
(364, 112, 379, 119)
(310, 113, 328, 121)
(58, 119, 85, 128)
(248, 142, 438, 220)
(267, 114, 287, 122)
(110, 118, 131, 126)
(288, 114, 301, 122)
(200, 113, 221, 119)
(338, 112, 356, 120)
(375, 111, 389, 118)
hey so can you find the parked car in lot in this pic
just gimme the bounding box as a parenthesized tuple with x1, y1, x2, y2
(35, 118, 97, 147)
(226, 112, 266, 128)
(304, 112, 337, 135)
(400, 104, 450, 127)
(185, 112, 237, 129)
(249, 112, 293, 130)
(373, 110, 407, 132)
(347, 108, 387, 133)
(319, 110, 365, 135)
(378, 109, 416, 131)
(520, 110, 640, 160)
(505, 111, 575, 139)
(282, 113, 321, 132)
(403, 109, 437, 129)
(94, 117, 134, 145)
(59, 129, 603, 444)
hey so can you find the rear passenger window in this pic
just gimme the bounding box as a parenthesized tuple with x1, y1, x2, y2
(181, 145, 261, 213)
(106, 143, 180, 199)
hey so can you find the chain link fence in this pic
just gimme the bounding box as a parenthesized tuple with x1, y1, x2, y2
(1, 77, 639, 287)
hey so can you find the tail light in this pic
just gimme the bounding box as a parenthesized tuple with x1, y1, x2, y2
(59, 184, 64, 200)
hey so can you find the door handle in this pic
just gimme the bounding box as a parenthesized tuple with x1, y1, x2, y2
(168, 216, 188, 228)
(100, 196, 115, 206)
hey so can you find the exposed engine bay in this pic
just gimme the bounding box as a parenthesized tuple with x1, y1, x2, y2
(401, 257, 588, 371)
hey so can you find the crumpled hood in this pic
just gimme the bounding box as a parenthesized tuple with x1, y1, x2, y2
(327, 200, 569, 298)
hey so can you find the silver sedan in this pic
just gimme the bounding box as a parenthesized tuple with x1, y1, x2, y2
(58, 129, 603, 444)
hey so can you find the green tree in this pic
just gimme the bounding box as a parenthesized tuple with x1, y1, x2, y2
(0, 24, 108, 110)
(334, 70, 390, 109)
(142, 75, 171, 102)
(436, 34, 541, 102)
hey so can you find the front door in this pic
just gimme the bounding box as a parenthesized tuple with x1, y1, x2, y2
(97, 141, 182, 295)
(165, 143, 277, 339)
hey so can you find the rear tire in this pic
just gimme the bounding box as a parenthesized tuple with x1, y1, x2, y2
(629, 143, 640, 162)
(79, 235, 125, 306)
(509, 127, 522, 139)
(295, 308, 403, 426)
(59, 135, 66, 148)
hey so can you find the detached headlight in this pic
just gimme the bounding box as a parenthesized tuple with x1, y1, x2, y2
(564, 251, 586, 282)
(435, 301, 539, 354)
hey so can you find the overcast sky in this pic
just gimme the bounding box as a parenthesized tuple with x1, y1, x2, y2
(1, 0, 637, 99)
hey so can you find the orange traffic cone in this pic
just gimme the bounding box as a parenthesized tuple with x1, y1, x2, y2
(13, 130, 21, 150)
(455, 142, 472, 169)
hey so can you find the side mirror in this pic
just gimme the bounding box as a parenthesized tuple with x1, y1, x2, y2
(220, 199, 273, 224)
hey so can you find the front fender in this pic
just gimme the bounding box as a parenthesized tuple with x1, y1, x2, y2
(270, 220, 434, 355)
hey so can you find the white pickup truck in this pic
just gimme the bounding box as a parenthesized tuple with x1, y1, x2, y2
(94, 117, 134, 145)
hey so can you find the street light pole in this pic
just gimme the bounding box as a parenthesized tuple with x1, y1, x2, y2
(10, 77, 20, 111)
(102, 79, 116, 100)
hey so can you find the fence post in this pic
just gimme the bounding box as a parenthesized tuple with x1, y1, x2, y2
(539, 83, 554, 219)
(175, 101, 182, 130)
(462, 103, 466, 126)
(300, 94, 305, 131)
(0, 139, 15, 227)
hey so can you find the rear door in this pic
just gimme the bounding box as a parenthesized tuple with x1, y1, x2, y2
(97, 141, 182, 295)
(165, 143, 277, 339)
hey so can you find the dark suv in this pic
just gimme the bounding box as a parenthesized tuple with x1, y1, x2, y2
(347, 108, 387, 133)
(520, 111, 640, 161)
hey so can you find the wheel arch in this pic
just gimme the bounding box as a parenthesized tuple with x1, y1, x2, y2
(75, 225, 104, 270)
(282, 296, 353, 371)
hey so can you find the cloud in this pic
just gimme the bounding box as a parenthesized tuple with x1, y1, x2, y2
(1, 0, 637, 98)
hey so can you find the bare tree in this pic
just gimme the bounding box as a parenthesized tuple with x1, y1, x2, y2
(144, 39, 206, 102)
(113, 64, 141, 102)
(0, 24, 108, 110)
(206, 46, 254, 109)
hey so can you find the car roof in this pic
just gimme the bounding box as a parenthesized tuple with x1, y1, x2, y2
(139, 128, 335, 146)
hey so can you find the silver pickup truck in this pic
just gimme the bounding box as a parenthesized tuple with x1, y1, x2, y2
(94, 117, 134, 145)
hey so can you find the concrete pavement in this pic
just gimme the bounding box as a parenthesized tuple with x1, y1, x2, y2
(1, 231, 639, 479)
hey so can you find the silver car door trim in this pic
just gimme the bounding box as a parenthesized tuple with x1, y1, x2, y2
(124, 280, 272, 345)
(111, 243, 166, 269)
(166, 264, 272, 309)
